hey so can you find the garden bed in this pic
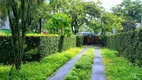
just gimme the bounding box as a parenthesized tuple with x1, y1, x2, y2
(0, 47, 83, 80)
(101, 48, 142, 80)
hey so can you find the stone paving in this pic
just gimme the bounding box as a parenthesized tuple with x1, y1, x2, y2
(47, 46, 90, 80)
(91, 47, 106, 80)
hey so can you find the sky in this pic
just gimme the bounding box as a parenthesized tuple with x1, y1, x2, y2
(85, 0, 123, 11)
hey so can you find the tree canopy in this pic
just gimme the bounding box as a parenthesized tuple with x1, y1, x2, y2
(111, 0, 142, 32)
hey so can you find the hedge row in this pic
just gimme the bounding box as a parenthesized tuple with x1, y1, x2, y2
(76, 36, 84, 46)
(104, 30, 142, 66)
(0, 35, 84, 64)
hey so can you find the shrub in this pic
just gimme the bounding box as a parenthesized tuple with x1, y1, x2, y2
(104, 29, 142, 66)
(0, 35, 83, 63)
(8, 48, 82, 80)
(46, 13, 72, 36)
(39, 36, 59, 58)
(0, 36, 14, 64)
(76, 36, 84, 47)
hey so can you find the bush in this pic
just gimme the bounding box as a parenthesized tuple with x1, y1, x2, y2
(0, 48, 82, 80)
(0, 35, 83, 63)
(39, 36, 59, 58)
(76, 36, 84, 47)
(11, 48, 82, 80)
(0, 36, 14, 64)
(104, 29, 142, 66)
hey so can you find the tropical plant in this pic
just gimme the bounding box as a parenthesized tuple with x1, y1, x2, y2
(47, 13, 72, 36)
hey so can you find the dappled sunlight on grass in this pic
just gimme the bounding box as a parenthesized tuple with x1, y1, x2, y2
(101, 48, 142, 80)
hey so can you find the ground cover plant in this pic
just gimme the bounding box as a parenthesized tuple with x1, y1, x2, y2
(101, 48, 142, 80)
(0, 47, 82, 80)
(65, 48, 94, 80)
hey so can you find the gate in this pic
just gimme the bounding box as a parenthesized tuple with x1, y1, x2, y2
(84, 36, 103, 45)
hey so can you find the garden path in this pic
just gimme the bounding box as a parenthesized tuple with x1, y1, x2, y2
(47, 46, 90, 80)
(91, 46, 106, 80)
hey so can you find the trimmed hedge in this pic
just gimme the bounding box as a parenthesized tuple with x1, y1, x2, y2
(39, 36, 59, 58)
(0, 37, 14, 64)
(76, 36, 84, 47)
(104, 30, 142, 66)
(0, 35, 84, 64)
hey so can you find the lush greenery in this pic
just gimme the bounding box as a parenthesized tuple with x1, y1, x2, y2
(101, 12, 123, 35)
(0, 37, 13, 63)
(65, 48, 94, 80)
(76, 36, 84, 47)
(101, 48, 142, 80)
(47, 13, 72, 35)
(0, 0, 141, 77)
(0, 35, 80, 64)
(0, 47, 82, 80)
(104, 29, 142, 66)
(112, 0, 142, 32)
(0, 0, 47, 69)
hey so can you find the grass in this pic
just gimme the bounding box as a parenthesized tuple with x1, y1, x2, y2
(0, 65, 11, 80)
(101, 48, 142, 80)
(65, 48, 94, 80)
(0, 47, 82, 80)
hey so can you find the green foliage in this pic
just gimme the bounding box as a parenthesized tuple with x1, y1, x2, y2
(62, 36, 77, 50)
(65, 48, 94, 80)
(1, 30, 11, 35)
(112, 0, 142, 23)
(0, 37, 14, 64)
(0, 65, 10, 80)
(76, 36, 84, 47)
(101, 12, 123, 33)
(0, 35, 82, 63)
(104, 29, 142, 66)
(101, 48, 142, 80)
(47, 13, 72, 36)
(0, 48, 82, 80)
(122, 16, 136, 32)
(111, 0, 142, 32)
(39, 36, 59, 58)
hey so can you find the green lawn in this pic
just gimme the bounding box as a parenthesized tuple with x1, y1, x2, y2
(65, 48, 94, 80)
(0, 47, 82, 80)
(101, 48, 142, 80)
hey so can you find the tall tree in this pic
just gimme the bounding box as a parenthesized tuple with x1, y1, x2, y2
(47, 13, 72, 35)
(111, 0, 142, 32)
(101, 12, 123, 35)
(112, 0, 142, 22)
(0, 0, 45, 70)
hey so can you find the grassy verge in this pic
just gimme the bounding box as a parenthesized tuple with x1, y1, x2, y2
(65, 48, 94, 80)
(0, 47, 83, 80)
(0, 65, 11, 80)
(101, 48, 142, 80)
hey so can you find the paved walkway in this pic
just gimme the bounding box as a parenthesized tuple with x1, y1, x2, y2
(47, 46, 90, 80)
(91, 47, 106, 80)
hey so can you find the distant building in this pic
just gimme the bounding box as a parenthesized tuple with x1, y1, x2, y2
(136, 23, 141, 29)
(78, 32, 101, 36)
(112, 27, 117, 34)
(0, 17, 10, 30)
